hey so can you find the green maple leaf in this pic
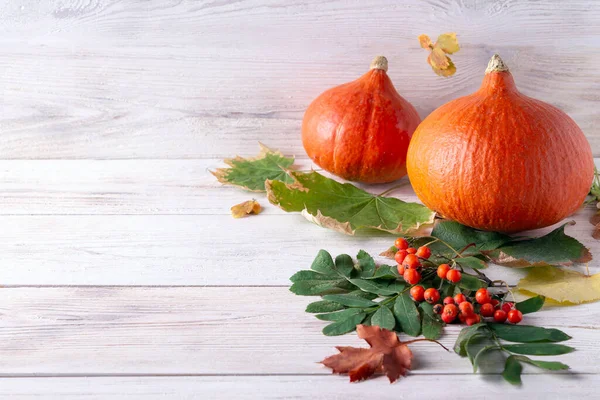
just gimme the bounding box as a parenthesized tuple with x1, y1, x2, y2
(265, 171, 435, 235)
(211, 143, 295, 192)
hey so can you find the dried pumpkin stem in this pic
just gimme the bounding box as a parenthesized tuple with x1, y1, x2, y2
(370, 56, 389, 72)
(485, 54, 509, 74)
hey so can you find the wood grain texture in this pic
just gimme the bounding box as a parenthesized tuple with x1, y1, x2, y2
(0, 206, 594, 285)
(0, 286, 596, 376)
(0, 0, 599, 159)
(0, 375, 598, 400)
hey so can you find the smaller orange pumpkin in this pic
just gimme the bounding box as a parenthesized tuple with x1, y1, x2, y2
(302, 56, 421, 183)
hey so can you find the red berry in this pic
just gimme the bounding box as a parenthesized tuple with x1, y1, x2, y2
(437, 264, 451, 279)
(403, 269, 421, 285)
(466, 314, 481, 326)
(416, 246, 431, 259)
(491, 299, 500, 308)
(402, 254, 420, 269)
(443, 296, 455, 305)
(502, 302, 514, 313)
(410, 285, 425, 302)
(458, 313, 467, 323)
(494, 309, 508, 323)
(454, 293, 467, 304)
(475, 288, 492, 305)
(459, 301, 475, 317)
(442, 312, 456, 324)
(443, 304, 458, 318)
(507, 309, 523, 324)
(406, 247, 417, 254)
(397, 264, 405, 275)
(446, 269, 462, 283)
(433, 304, 443, 314)
(424, 288, 440, 304)
(480, 303, 495, 317)
(394, 250, 408, 265)
(395, 238, 409, 250)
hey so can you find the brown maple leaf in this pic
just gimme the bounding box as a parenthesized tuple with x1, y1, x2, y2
(320, 325, 413, 383)
(590, 211, 600, 240)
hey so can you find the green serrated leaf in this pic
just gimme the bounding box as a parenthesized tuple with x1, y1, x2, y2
(322, 294, 378, 308)
(503, 356, 523, 385)
(348, 278, 401, 296)
(334, 254, 355, 277)
(431, 220, 512, 253)
(289, 270, 337, 282)
(516, 295, 545, 314)
(502, 343, 574, 356)
(366, 265, 398, 280)
(385, 281, 406, 293)
(457, 274, 486, 290)
(486, 223, 592, 267)
(316, 308, 363, 321)
(211, 144, 295, 192)
(266, 171, 435, 235)
(420, 303, 443, 340)
(322, 312, 366, 336)
(311, 250, 336, 275)
(454, 323, 489, 356)
(456, 256, 488, 270)
(465, 333, 490, 367)
(289, 279, 355, 296)
(347, 290, 378, 300)
(305, 300, 345, 313)
(357, 250, 376, 277)
(488, 324, 571, 343)
(371, 306, 396, 330)
(512, 355, 569, 371)
(393, 292, 421, 337)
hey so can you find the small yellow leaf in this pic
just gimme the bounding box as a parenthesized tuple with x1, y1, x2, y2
(517, 266, 600, 305)
(231, 200, 262, 219)
(436, 32, 460, 54)
(434, 57, 456, 77)
(428, 47, 450, 70)
(418, 34, 432, 49)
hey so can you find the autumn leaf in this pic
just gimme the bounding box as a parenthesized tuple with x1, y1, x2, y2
(266, 171, 435, 235)
(211, 143, 295, 192)
(418, 32, 460, 77)
(321, 324, 413, 383)
(517, 266, 600, 305)
(230, 199, 261, 218)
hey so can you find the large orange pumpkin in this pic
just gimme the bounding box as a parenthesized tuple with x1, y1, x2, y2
(407, 54, 594, 232)
(302, 56, 421, 183)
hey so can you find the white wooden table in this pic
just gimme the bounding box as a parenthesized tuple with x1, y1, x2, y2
(1, 1, 599, 398)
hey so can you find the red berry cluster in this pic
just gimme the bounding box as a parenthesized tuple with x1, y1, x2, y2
(394, 237, 523, 326)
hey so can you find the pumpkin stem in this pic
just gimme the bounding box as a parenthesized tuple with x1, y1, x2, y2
(370, 56, 388, 72)
(485, 54, 509, 74)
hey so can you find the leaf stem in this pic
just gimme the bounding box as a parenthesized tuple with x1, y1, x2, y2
(403, 338, 450, 352)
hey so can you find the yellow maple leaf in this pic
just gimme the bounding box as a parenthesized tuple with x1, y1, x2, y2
(436, 33, 460, 54)
(418, 32, 459, 77)
(231, 200, 262, 219)
(517, 266, 600, 305)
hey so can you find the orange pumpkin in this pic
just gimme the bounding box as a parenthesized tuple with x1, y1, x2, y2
(407, 54, 594, 232)
(302, 56, 421, 183)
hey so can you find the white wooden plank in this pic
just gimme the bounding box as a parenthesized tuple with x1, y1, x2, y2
(0, 1, 599, 159)
(0, 207, 594, 285)
(0, 375, 597, 400)
(0, 287, 596, 375)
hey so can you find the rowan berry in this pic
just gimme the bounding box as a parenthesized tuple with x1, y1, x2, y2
(395, 238, 409, 250)
(491, 299, 500, 308)
(494, 309, 508, 323)
(403, 269, 421, 285)
(502, 302, 514, 313)
(437, 264, 451, 279)
(410, 285, 425, 302)
(443, 296, 455, 305)
(443, 303, 458, 318)
(394, 250, 408, 265)
(424, 288, 440, 304)
(475, 288, 492, 305)
(507, 309, 523, 324)
(416, 246, 431, 259)
(459, 301, 475, 317)
(446, 269, 462, 283)
(402, 254, 420, 269)
(433, 304, 443, 314)
(406, 247, 417, 254)
(480, 303, 495, 317)
(397, 264, 405, 275)
(442, 312, 456, 324)
(458, 313, 467, 323)
(466, 314, 481, 326)
(454, 293, 467, 304)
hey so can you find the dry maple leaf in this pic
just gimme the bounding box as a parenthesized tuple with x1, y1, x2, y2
(590, 212, 600, 240)
(231, 199, 261, 218)
(321, 324, 413, 383)
(419, 33, 460, 77)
